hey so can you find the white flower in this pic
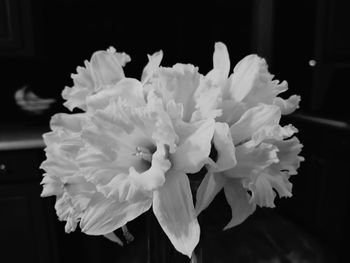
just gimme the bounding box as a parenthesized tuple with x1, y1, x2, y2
(41, 55, 215, 257)
(195, 43, 304, 229)
(41, 42, 304, 257)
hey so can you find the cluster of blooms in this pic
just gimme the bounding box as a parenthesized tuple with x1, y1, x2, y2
(40, 43, 303, 257)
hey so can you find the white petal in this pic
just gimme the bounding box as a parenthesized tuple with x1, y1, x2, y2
(90, 49, 125, 87)
(50, 113, 86, 132)
(141, 50, 163, 84)
(230, 104, 281, 145)
(129, 143, 171, 191)
(216, 99, 245, 126)
(230, 54, 289, 107)
(40, 176, 64, 197)
(223, 142, 279, 179)
(212, 122, 236, 171)
(80, 192, 152, 235)
(153, 171, 200, 258)
(248, 124, 298, 147)
(86, 78, 145, 110)
(273, 95, 301, 115)
(264, 173, 293, 199)
(270, 136, 304, 175)
(230, 54, 262, 102)
(223, 179, 256, 229)
(108, 47, 131, 66)
(62, 86, 90, 111)
(248, 173, 276, 208)
(157, 64, 200, 122)
(206, 42, 231, 85)
(191, 78, 222, 122)
(172, 119, 215, 174)
(195, 172, 224, 215)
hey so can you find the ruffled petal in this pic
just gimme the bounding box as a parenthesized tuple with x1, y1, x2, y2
(156, 64, 201, 122)
(86, 78, 145, 110)
(153, 171, 200, 257)
(191, 77, 222, 122)
(248, 124, 298, 147)
(62, 47, 129, 111)
(248, 172, 277, 208)
(107, 47, 131, 67)
(129, 143, 171, 191)
(195, 172, 224, 215)
(223, 142, 279, 179)
(62, 86, 91, 111)
(172, 119, 215, 173)
(270, 136, 304, 175)
(231, 54, 289, 107)
(40, 175, 64, 197)
(230, 104, 281, 145)
(49, 113, 86, 132)
(273, 95, 301, 115)
(223, 178, 256, 229)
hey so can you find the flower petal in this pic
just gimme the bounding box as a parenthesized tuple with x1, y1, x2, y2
(107, 46, 131, 67)
(50, 113, 86, 132)
(90, 49, 126, 87)
(86, 78, 145, 110)
(153, 171, 200, 257)
(141, 50, 163, 84)
(230, 104, 281, 145)
(216, 98, 245, 126)
(230, 54, 262, 102)
(156, 64, 200, 122)
(195, 172, 224, 215)
(80, 192, 152, 235)
(248, 172, 276, 208)
(62, 86, 91, 111)
(191, 78, 222, 122)
(223, 178, 256, 230)
(224, 142, 279, 179)
(212, 122, 236, 171)
(172, 119, 215, 174)
(270, 136, 304, 175)
(248, 124, 298, 147)
(129, 143, 171, 191)
(206, 42, 231, 85)
(273, 95, 301, 115)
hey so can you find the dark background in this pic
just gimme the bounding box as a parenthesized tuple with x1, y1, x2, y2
(1, 0, 350, 262)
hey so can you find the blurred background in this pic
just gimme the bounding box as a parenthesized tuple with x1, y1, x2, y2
(0, 0, 349, 262)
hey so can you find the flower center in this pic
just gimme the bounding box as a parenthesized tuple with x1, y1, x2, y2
(132, 146, 153, 163)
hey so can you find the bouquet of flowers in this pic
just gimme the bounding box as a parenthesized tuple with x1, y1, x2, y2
(40, 43, 303, 258)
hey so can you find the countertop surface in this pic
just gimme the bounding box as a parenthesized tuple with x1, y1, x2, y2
(0, 122, 50, 151)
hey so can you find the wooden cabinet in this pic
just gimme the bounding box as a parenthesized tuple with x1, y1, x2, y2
(0, 148, 58, 263)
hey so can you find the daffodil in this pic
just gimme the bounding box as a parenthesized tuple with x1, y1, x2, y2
(195, 43, 303, 229)
(41, 48, 215, 257)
